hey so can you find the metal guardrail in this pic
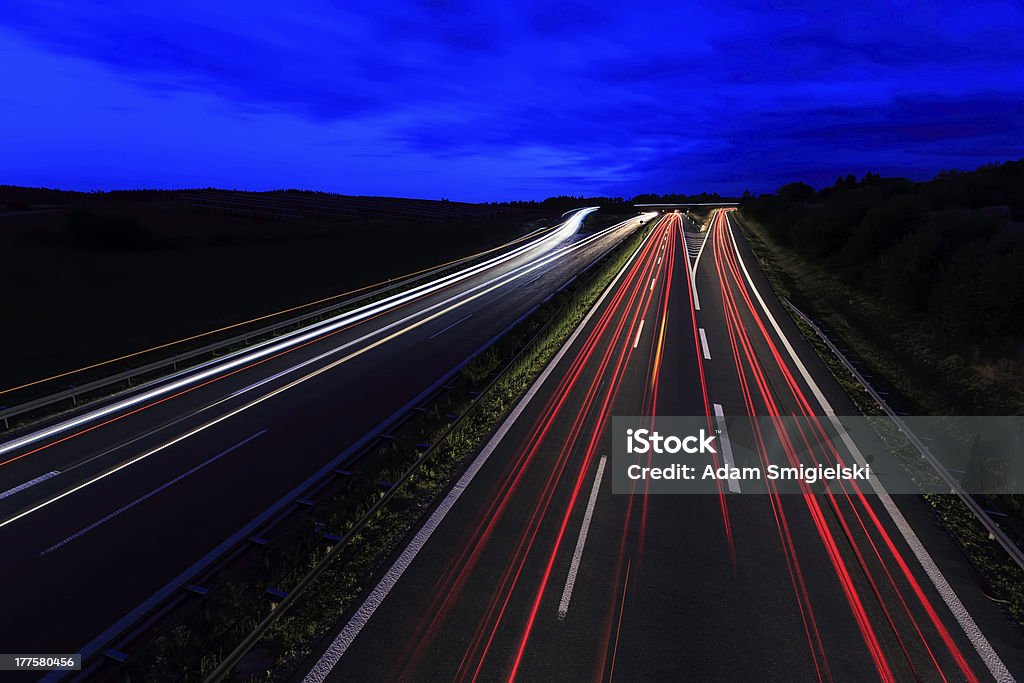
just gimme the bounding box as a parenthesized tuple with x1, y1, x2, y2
(201, 218, 652, 682)
(63, 214, 644, 681)
(783, 297, 1024, 572)
(0, 226, 558, 432)
(203, 324, 538, 682)
(72, 302, 536, 682)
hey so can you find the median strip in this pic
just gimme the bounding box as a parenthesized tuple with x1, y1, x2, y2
(91, 216, 652, 683)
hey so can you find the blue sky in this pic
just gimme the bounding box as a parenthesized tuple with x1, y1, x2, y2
(2, 0, 1023, 201)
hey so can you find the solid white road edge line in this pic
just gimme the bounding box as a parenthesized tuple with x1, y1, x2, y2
(215, 224, 629, 406)
(0, 208, 610, 460)
(699, 328, 712, 360)
(724, 214, 1012, 682)
(558, 454, 608, 619)
(712, 404, 740, 493)
(302, 223, 657, 683)
(0, 234, 610, 532)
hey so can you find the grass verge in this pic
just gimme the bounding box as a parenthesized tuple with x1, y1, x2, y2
(733, 211, 1024, 624)
(114, 221, 652, 682)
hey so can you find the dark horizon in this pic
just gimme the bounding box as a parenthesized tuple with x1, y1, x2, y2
(5, 155, 1021, 205)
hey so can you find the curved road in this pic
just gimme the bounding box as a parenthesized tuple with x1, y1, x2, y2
(306, 211, 1023, 682)
(0, 207, 649, 662)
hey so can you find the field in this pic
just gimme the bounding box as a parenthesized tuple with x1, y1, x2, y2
(1, 188, 561, 394)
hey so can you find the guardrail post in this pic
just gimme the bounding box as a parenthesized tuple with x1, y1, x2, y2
(68, 386, 77, 408)
(1, 242, 511, 431)
(782, 297, 1024, 572)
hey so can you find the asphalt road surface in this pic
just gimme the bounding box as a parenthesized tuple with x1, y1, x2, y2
(0, 208, 650, 662)
(306, 212, 1023, 682)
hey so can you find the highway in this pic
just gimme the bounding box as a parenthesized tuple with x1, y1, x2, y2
(306, 211, 1024, 682)
(0, 207, 650, 660)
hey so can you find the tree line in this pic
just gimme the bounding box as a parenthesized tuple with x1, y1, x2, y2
(741, 160, 1024, 363)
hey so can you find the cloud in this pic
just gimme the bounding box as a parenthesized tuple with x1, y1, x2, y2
(1, 0, 1022, 198)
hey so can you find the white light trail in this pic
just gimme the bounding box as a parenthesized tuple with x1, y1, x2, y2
(0, 208, 607, 459)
